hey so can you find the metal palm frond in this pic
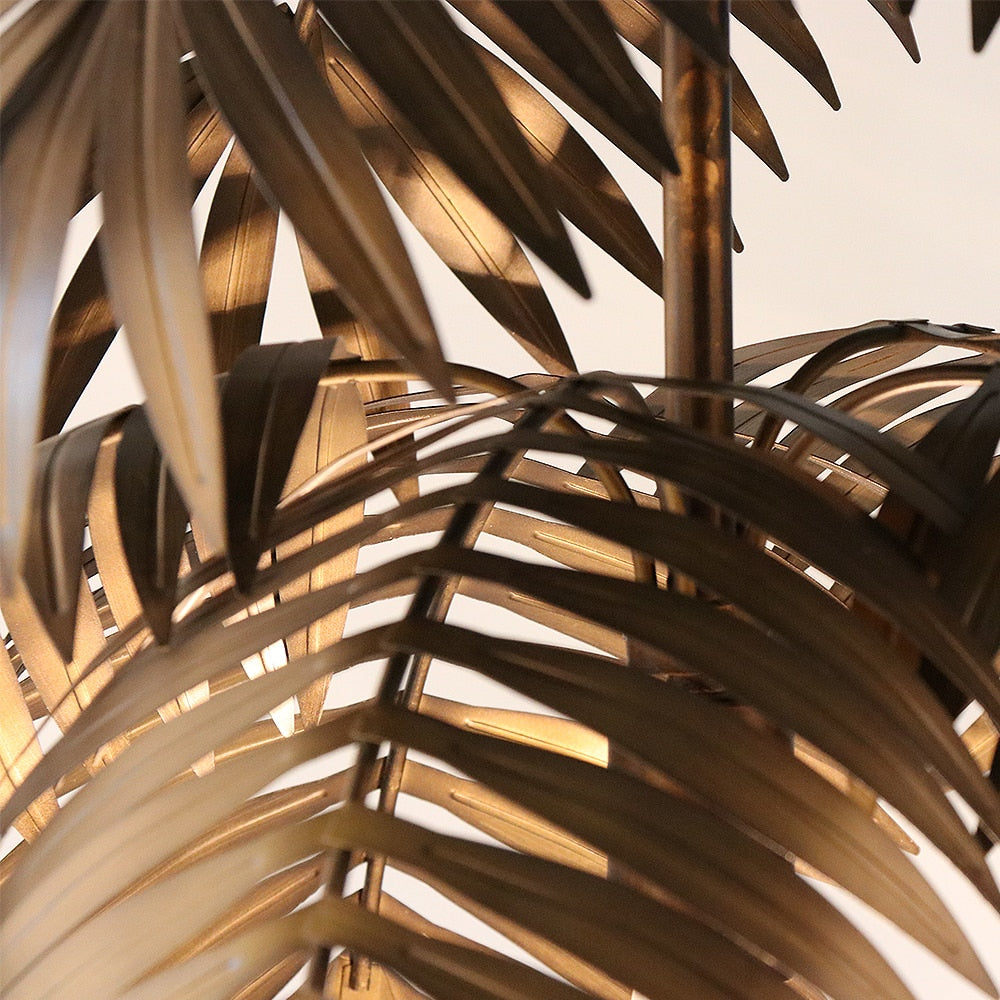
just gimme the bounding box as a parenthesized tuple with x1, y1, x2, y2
(2, 2, 999, 999)
(2, 326, 999, 999)
(2, 0, 996, 588)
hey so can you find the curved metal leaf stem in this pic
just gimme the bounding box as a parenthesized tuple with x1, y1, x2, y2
(342, 403, 557, 992)
(783, 364, 995, 468)
(738, 325, 999, 554)
(316, 357, 527, 401)
(750, 324, 1000, 454)
(310, 372, 655, 992)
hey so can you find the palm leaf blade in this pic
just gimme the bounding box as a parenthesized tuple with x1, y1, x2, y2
(732, 0, 840, 109)
(178, 0, 450, 396)
(0, 3, 107, 592)
(2, 4, 998, 998)
(316, 0, 588, 297)
(318, 26, 576, 372)
(199, 144, 279, 374)
(96, 3, 226, 553)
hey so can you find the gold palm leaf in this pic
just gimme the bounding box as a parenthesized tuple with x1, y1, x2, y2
(3, 329, 999, 999)
(2, 2, 999, 999)
(3, 0, 995, 578)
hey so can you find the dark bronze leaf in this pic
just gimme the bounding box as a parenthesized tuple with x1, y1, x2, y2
(302, 890, 591, 1000)
(277, 377, 368, 727)
(402, 754, 606, 874)
(599, 0, 662, 62)
(973, 0, 1000, 51)
(452, 0, 670, 177)
(325, 804, 796, 1000)
(648, 0, 730, 64)
(185, 97, 234, 194)
(113, 407, 189, 645)
(941, 471, 1000, 656)
(733, 325, 868, 383)
(222, 339, 336, 592)
(868, 0, 921, 61)
(473, 40, 663, 293)
(396, 543, 1000, 905)
(40, 241, 116, 440)
(604, 0, 733, 74)
(3, 0, 999, 986)
(200, 142, 280, 374)
(0, 1, 110, 594)
(907, 365, 1000, 511)
(731, 59, 788, 180)
(22, 416, 117, 661)
(602, 1, 787, 181)
(398, 676, 975, 985)
(572, 375, 968, 528)
(316, 25, 577, 372)
(875, 365, 1000, 721)
(0, 0, 85, 124)
(295, 235, 411, 407)
(491, 0, 678, 170)
(41, 90, 238, 441)
(97, 2, 226, 555)
(179, 0, 450, 397)
(459, 484, 998, 887)
(375, 889, 629, 1000)
(731, 1, 840, 109)
(316, 0, 589, 298)
(744, 320, 998, 426)
(509, 416, 1000, 725)
(365, 707, 927, 1000)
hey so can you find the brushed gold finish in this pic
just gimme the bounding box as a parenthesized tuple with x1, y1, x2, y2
(1, 4, 998, 1000)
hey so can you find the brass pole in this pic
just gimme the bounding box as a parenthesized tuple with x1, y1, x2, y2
(612, 1, 738, 895)
(662, 2, 733, 437)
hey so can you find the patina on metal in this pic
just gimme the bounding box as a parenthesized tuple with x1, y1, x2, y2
(662, 0, 734, 437)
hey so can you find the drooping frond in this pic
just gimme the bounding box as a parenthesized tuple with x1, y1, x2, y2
(2, 328, 998, 999)
(2, 0, 994, 586)
(2, 3, 998, 997)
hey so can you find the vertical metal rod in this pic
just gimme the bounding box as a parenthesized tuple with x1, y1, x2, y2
(611, 5, 737, 894)
(662, 2, 734, 438)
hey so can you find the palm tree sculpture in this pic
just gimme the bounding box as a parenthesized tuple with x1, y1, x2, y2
(1, 2, 998, 999)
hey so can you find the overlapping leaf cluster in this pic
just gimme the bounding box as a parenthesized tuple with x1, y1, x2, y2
(1, 3, 999, 1000)
(9, 0, 994, 584)
(2, 324, 998, 1000)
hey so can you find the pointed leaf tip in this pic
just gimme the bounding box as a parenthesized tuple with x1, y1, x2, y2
(972, 1, 1000, 52)
(97, 3, 227, 555)
(222, 340, 338, 593)
(315, 0, 589, 300)
(180, 0, 452, 399)
(733, 1, 840, 110)
(868, 0, 921, 62)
